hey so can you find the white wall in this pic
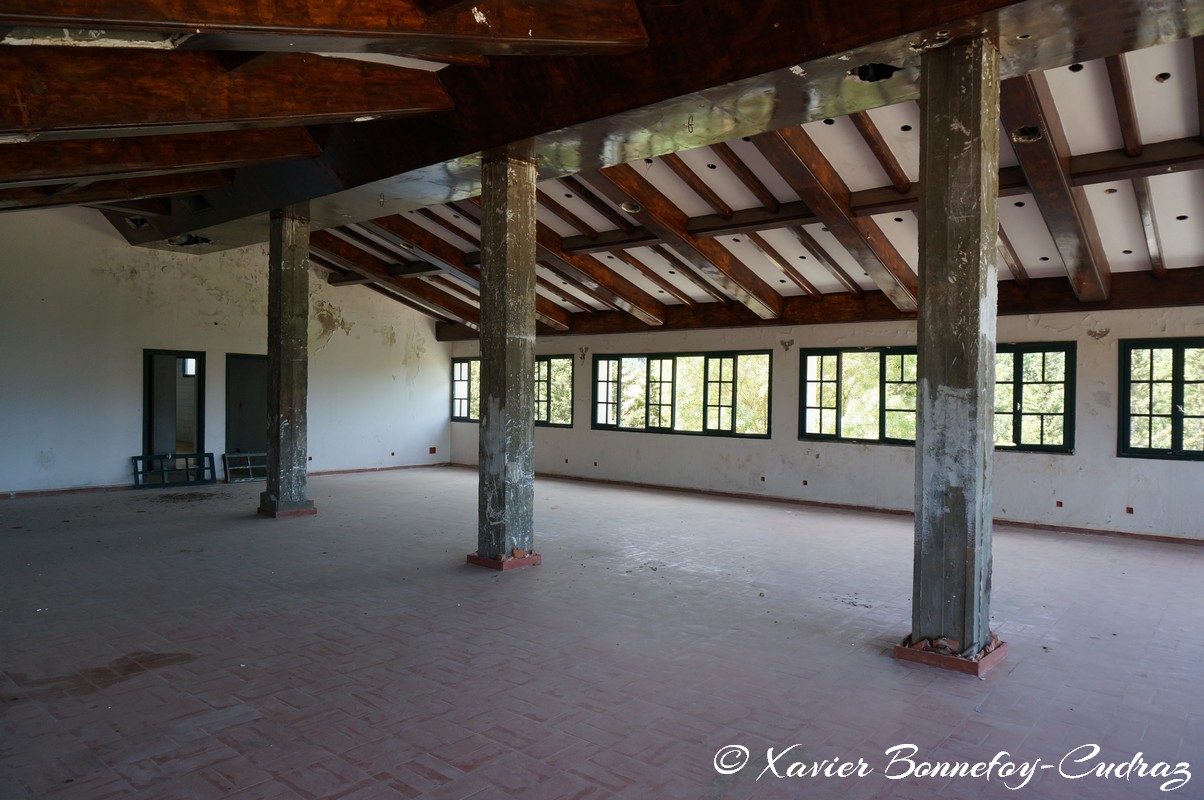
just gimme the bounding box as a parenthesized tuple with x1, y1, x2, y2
(450, 308, 1204, 539)
(0, 208, 451, 493)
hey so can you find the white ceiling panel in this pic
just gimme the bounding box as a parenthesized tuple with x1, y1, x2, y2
(1080, 180, 1152, 273)
(800, 223, 877, 292)
(1148, 170, 1204, 269)
(863, 102, 920, 183)
(800, 116, 892, 192)
(997, 194, 1065, 278)
(1125, 39, 1198, 143)
(1042, 58, 1125, 155)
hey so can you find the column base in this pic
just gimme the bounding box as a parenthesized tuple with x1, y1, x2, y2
(894, 633, 1007, 678)
(466, 551, 541, 571)
(257, 494, 317, 518)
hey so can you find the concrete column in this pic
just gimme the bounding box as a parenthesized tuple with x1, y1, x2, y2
(470, 142, 540, 570)
(903, 36, 1003, 671)
(258, 202, 316, 518)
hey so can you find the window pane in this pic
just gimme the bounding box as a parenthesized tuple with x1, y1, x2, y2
(1044, 351, 1065, 381)
(470, 363, 480, 419)
(674, 356, 705, 432)
(1130, 415, 1150, 448)
(1186, 349, 1204, 381)
(1151, 416, 1173, 449)
(1022, 382, 1064, 415)
(995, 352, 1014, 382)
(994, 412, 1015, 446)
(619, 357, 647, 429)
(1152, 348, 1174, 381)
(549, 358, 573, 425)
(1022, 351, 1044, 382)
(1184, 384, 1204, 416)
(885, 410, 915, 440)
(1043, 414, 1064, 446)
(839, 352, 880, 440)
(1130, 382, 1150, 414)
(735, 353, 770, 436)
(1020, 414, 1044, 445)
(994, 382, 1014, 415)
(1151, 382, 1173, 415)
(1130, 348, 1151, 380)
(1183, 417, 1204, 452)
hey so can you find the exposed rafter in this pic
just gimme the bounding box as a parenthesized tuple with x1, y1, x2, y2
(0, 170, 229, 211)
(0, 2, 648, 56)
(1104, 54, 1142, 158)
(537, 188, 599, 239)
(0, 128, 320, 190)
(996, 225, 1029, 286)
(583, 165, 782, 319)
(744, 232, 820, 298)
(311, 229, 481, 328)
(712, 143, 779, 213)
(849, 112, 911, 193)
(609, 249, 697, 308)
(750, 126, 919, 311)
(1000, 73, 1111, 301)
(1133, 177, 1166, 279)
(661, 153, 732, 218)
(0, 48, 451, 141)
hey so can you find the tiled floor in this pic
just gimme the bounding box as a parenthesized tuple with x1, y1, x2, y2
(1, 466, 1201, 799)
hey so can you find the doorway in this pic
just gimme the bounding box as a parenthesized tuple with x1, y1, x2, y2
(226, 354, 268, 455)
(143, 350, 205, 455)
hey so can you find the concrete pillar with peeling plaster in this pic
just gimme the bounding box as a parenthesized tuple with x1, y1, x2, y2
(904, 35, 1003, 671)
(258, 202, 316, 519)
(471, 141, 539, 570)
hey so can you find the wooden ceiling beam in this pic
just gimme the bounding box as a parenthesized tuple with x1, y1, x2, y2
(1000, 73, 1111, 301)
(650, 245, 728, 303)
(849, 111, 911, 193)
(744, 232, 820, 298)
(312, 253, 453, 320)
(0, 48, 451, 141)
(712, 142, 779, 213)
(0, 128, 320, 190)
(750, 126, 918, 311)
(609, 250, 698, 308)
(1195, 37, 1203, 144)
(0, 2, 647, 56)
(310, 230, 481, 328)
(436, 266, 1204, 341)
(1104, 54, 1142, 158)
(0, 170, 229, 211)
(995, 225, 1029, 286)
(537, 189, 599, 239)
(661, 153, 732, 218)
(362, 215, 570, 330)
(584, 165, 782, 319)
(534, 224, 665, 326)
(416, 207, 479, 247)
(536, 274, 592, 312)
(1133, 176, 1166, 279)
(560, 176, 635, 234)
(782, 226, 863, 296)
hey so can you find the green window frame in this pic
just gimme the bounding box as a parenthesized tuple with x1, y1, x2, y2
(534, 355, 575, 428)
(799, 343, 1074, 453)
(994, 342, 1075, 452)
(799, 347, 917, 444)
(451, 358, 479, 422)
(592, 350, 771, 439)
(1119, 337, 1204, 461)
(450, 356, 574, 427)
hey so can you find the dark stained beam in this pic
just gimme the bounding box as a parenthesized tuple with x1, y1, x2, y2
(996, 225, 1029, 286)
(0, 2, 648, 56)
(1070, 137, 1204, 186)
(539, 264, 621, 312)
(327, 272, 375, 287)
(467, 194, 661, 325)
(312, 252, 452, 320)
(310, 230, 481, 328)
(0, 48, 451, 141)
(537, 189, 599, 239)
(0, 128, 321, 190)
(1104, 54, 1142, 157)
(1000, 73, 1111, 301)
(358, 215, 570, 330)
(750, 126, 918, 310)
(744, 232, 820, 298)
(661, 153, 732, 218)
(651, 245, 728, 303)
(688, 200, 817, 238)
(1196, 37, 1204, 143)
(421, 0, 478, 15)
(849, 111, 911, 193)
(783, 226, 863, 296)
(1133, 176, 1166, 279)
(559, 226, 658, 255)
(712, 142, 779, 213)
(436, 267, 1204, 341)
(609, 250, 697, 308)
(535, 223, 665, 326)
(0, 170, 230, 211)
(537, 275, 592, 312)
(417, 208, 479, 247)
(561, 176, 635, 233)
(584, 165, 782, 319)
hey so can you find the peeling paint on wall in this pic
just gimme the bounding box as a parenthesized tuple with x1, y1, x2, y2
(310, 299, 353, 351)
